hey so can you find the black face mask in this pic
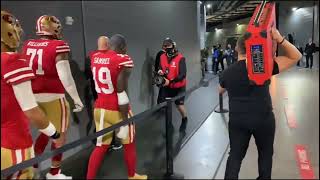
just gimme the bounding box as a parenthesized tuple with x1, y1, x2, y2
(165, 47, 175, 58)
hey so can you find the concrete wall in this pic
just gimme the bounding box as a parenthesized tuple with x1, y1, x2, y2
(278, 1, 316, 47)
(82, 1, 201, 114)
(2, 0, 201, 170)
(313, 1, 319, 45)
(199, 1, 206, 49)
(205, 17, 250, 49)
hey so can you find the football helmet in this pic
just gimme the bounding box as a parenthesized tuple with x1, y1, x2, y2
(1, 10, 23, 49)
(36, 15, 62, 39)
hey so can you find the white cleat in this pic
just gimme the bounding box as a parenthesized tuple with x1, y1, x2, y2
(46, 170, 72, 179)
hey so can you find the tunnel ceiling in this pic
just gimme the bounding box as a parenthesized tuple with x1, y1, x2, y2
(204, 0, 263, 30)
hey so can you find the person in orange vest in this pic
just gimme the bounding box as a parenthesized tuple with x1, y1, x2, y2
(157, 38, 188, 132)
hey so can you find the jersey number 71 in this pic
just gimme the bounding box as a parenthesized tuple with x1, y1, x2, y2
(26, 48, 44, 75)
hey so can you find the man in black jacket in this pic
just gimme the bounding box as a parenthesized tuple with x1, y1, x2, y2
(305, 38, 316, 69)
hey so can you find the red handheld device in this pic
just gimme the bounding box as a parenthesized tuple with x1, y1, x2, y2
(245, 1, 276, 85)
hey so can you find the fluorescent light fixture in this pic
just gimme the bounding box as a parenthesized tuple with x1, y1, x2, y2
(292, 7, 298, 11)
(206, 4, 211, 9)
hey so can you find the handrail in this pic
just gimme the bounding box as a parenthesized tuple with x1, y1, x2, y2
(1, 76, 214, 178)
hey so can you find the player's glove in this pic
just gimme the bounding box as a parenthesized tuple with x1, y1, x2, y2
(73, 100, 84, 112)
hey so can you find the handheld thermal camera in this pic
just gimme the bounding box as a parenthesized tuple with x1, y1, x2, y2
(245, 0, 276, 85)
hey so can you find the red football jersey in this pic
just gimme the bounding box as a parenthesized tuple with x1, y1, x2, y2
(90, 50, 134, 111)
(1, 52, 35, 149)
(21, 39, 70, 94)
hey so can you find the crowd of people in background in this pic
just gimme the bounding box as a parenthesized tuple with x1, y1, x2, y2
(201, 43, 237, 75)
(201, 35, 318, 76)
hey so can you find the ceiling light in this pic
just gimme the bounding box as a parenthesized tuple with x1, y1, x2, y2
(292, 7, 298, 11)
(237, 23, 240, 26)
(206, 4, 212, 9)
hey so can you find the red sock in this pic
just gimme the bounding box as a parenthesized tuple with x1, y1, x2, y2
(33, 133, 49, 168)
(86, 145, 109, 179)
(49, 166, 61, 175)
(51, 142, 63, 162)
(124, 142, 137, 177)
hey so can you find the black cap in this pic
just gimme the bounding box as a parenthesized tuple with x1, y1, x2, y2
(163, 37, 174, 46)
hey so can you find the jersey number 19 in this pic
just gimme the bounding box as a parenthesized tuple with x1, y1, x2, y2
(92, 67, 114, 94)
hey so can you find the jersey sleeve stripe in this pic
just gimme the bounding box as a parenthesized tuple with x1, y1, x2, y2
(123, 64, 134, 67)
(56, 45, 70, 49)
(3, 67, 32, 79)
(119, 61, 134, 65)
(56, 49, 70, 53)
(6, 73, 35, 84)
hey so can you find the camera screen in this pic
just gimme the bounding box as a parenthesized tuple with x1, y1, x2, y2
(251, 45, 264, 74)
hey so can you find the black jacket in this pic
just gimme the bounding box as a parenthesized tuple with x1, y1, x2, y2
(305, 43, 316, 55)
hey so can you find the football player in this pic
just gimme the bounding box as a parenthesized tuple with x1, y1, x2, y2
(1, 10, 63, 179)
(86, 34, 147, 179)
(85, 36, 124, 150)
(21, 15, 83, 179)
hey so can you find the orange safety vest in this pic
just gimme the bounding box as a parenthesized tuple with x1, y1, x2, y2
(160, 53, 187, 88)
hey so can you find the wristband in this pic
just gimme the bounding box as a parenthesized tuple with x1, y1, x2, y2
(39, 122, 57, 137)
(51, 131, 60, 139)
(279, 37, 285, 44)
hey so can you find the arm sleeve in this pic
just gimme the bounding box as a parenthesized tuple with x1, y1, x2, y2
(272, 61, 280, 75)
(171, 57, 187, 83)
(12, 81, 38, 111)
(56, 60, 82, 103)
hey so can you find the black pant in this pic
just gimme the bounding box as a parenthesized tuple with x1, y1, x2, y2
(305, 54, 313, 68)
(226, 56, 233, 66)
(214, 57, 224, 73)
(225, 111, 275, 179)
(157, 86, 186, 105)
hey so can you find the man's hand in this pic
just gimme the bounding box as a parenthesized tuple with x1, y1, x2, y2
(158, 70, 164, 75)
(163, 78, 170, 87)
(270, 27, 283, 43)
(73, 100, 84, 112)
(52, 133, 65, 148)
